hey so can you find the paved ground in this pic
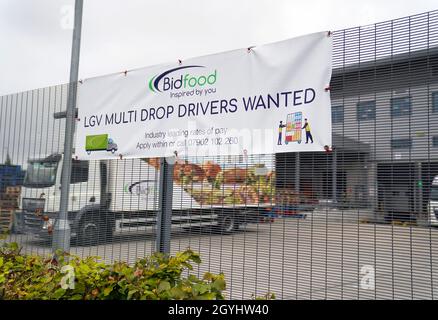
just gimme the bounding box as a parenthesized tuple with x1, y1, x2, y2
(3, 210, 438, 300)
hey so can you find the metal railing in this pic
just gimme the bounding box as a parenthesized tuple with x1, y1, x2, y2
(1, 9, 438, 300)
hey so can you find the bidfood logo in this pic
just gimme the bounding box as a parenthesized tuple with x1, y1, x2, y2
(148, 65, 217, 93)
(124, 180, 156, 199)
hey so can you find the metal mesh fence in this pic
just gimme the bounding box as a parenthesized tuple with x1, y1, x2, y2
(1, 9, 438, 299)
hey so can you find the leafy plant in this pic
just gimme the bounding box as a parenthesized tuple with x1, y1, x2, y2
(252, 292, 276, 300)
(0, 242, 226, 300)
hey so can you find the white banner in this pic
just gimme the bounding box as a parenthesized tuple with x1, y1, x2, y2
(75, 32, 332, 160)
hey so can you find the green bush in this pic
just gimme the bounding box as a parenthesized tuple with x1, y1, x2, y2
(0, 242, 226, 300)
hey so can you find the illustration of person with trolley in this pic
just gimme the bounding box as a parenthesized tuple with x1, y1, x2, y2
(278, 121, 286, 145)
(280, 112, 314, 145)
(302, 118, 313, 144)
(283, 112, 303, 145)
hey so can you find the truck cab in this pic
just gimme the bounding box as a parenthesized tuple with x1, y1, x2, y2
(429, 176, 438, 226)
(19, 153, 105, 244)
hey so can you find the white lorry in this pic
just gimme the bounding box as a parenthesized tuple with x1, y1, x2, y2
(18, 153, 276, 245)
(429, 175, 438, 226)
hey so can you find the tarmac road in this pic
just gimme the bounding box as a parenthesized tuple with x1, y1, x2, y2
(4, 211, 438, 300)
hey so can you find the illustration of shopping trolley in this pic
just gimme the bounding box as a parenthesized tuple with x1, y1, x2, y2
(285, 112, 302, 144)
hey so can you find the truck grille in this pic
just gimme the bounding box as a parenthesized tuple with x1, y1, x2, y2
(22, 198, 45, 212)
(23, 212, 44, 231)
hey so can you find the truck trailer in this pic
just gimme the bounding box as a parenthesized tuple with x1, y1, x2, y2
(18, 153, 277, 245)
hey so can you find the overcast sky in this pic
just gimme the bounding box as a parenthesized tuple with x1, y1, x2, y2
(0, 0, 437, 95)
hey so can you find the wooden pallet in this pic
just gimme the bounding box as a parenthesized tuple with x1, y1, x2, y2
(0, 199, 18, 209)
(0, 193, 19, 200)
(5, 186, 21, 194)
(0, 209, 13, 232)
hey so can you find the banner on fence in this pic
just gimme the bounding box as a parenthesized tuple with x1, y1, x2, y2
(75, 32, 332, 160)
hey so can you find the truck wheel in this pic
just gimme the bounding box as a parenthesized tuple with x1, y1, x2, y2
(77, 216, 99, 246)
(98, 215, 114, 243)
(218, 215, 238, 233)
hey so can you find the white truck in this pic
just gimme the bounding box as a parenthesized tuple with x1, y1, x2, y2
(429, 175, 438, 226)
(18, 153, 276, 245)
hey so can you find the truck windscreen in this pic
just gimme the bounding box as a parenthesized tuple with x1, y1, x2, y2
(431, 186, 438, 201)
(23, 160, 59, 188)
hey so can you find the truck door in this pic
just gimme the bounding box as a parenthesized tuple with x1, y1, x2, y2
(66, 160, 100, 212)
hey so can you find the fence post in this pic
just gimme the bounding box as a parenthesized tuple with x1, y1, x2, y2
(52, 0, 83, 255)
(295, 153, 300, 194)
(332, 150, 337, 204)
(155, 157, 174, 254)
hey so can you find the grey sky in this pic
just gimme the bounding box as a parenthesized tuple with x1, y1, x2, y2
(0, 0, 437, 95)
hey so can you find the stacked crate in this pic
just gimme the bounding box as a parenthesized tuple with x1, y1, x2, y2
(0, 186, 20, 233)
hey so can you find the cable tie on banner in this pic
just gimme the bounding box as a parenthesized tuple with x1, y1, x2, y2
(247, 46, 255, 53)
(178, 59, 182, 65)
(324, 145, 336, 153)
(327, 31, 332, 37)
(124, 70, 128, 76)
(74, 155, 78, 160)
(325, 85, 331, 92)
(79, 80, 83, 84)
(119, 154, 123, 160)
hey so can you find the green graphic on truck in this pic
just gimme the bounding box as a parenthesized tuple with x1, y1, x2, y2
(85, 134, 118, 155)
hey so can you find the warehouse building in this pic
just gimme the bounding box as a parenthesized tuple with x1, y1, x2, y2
(276, 46, 438, 222)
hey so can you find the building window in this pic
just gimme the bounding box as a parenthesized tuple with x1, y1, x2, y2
(433, 92, 438, 113)
(357, 100, 376, 121)
(391, 138, 412, 149)
(433, 136, 438, 147)
(332, 105, 344, 124)
(391, 96, 411, 117)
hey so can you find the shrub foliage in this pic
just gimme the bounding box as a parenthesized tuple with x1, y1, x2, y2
(0, 242, 226, 300)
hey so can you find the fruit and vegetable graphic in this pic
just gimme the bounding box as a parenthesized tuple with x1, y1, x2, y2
(142, 158, 275, 206)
